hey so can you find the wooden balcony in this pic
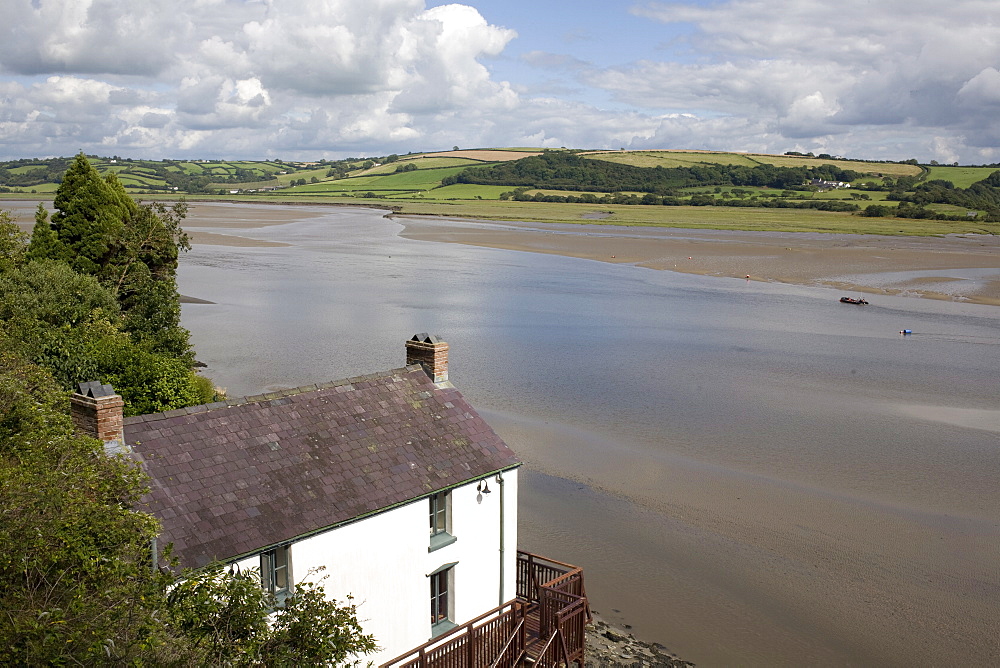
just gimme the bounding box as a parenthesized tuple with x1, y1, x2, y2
(380, 551, 590, 668)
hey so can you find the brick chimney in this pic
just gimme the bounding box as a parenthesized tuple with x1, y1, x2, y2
(71, 381, 128, 455)
(406, 334, 450, 385)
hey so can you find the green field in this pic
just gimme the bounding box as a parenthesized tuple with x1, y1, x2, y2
(396, 157, 486, 169)
(747, 154, 921, 176)
(198, 193, 995, 236)
(362, 157, 486, 176)
(924, 165, 999, 188)
(586, 150, 923, 178)
(117, 175, 165, 187)
(7, 165, 49, 175)
(381, 199, 998, 235)
(811, 189, 891, 201)
(6, 183, 60, 193)
(387, 184, 511, 200)
(295, 166, 470, 193)
(586, 151, 760, 168)
(6, 186, 997, 235)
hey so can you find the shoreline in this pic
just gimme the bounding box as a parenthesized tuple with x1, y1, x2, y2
(393, 215, 1000, 306)
(586, 612, 694, 667)
(7, 199, 998, 305)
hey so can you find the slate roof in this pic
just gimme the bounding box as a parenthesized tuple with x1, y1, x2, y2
(126, 365, 520, 569)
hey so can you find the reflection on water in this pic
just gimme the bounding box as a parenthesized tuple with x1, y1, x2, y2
(176, 204, 1000, 666)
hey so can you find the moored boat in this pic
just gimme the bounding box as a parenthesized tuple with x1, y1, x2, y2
(840, 296, 869, 305)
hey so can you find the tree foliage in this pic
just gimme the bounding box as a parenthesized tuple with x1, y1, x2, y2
(109, 201, 191, 359)
(0, 353, 178, 665)
(443, 151, 863, 194)
(27, 153, 193, 362)
(2, 155, 380, 665)
(0, 256, 208, 416)
(167, 565, 377, 666)
(36, 153, 137, 274)
(15, 153, 201, 414)
(0, 209, 28, 270)
(0, 355, 377, 665)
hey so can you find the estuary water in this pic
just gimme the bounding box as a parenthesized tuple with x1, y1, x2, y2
(167, 204, 1000, 665)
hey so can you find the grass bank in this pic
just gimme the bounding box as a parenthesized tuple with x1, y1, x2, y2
(6, 191, 997, 236)
(166, 194, 998, 236)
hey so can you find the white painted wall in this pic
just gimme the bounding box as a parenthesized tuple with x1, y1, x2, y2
(231, 469, 519, 666)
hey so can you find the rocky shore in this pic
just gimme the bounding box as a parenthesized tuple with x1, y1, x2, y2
(585, 612, 694, 668)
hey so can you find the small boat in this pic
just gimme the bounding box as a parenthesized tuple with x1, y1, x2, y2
(840, 296, 869, 305)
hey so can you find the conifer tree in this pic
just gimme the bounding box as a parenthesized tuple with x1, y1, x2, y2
(48, 153, 135, 275)
(25, 202, 62, 262)
(29, 154, 193, 361)
(109, 200, 191, 360)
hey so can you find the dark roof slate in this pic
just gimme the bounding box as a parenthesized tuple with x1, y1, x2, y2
(127, 366, 520, 569)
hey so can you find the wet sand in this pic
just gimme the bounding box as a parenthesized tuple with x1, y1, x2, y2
(3, 201, 309, 248)
(184, 207, 998, 665)
(502, 413, 1000, 666)
(395, 217, 1000, 305)
(179, 203, 322, 247)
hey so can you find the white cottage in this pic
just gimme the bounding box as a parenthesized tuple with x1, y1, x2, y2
(71, 335, 588, 667)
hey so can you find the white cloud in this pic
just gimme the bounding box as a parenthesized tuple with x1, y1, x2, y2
(0, 0, 527, 157)
(958, 67, 1000, 106)
(608, 0, 1000, 160)
(3, 0, 188, 76)
(1, 0, 1000, 161)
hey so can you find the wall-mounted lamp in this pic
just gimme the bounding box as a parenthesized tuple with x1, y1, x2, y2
(477, 479, 492, 494)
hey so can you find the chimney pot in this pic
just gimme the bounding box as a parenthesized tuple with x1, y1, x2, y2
(71, 381, 128, 455)
(406, 334, 450, 385)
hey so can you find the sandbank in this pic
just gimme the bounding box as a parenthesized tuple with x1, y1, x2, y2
(182, 203, 328, 247)
(4, 200, 315, 249)
(395, 217, 1000, 305)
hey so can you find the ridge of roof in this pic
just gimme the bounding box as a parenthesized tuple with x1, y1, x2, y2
(127, 364, 521, 568)
(124, 365, 424, 425)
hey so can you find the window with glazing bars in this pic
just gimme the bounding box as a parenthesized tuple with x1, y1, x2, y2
(429, 491, 448, 536)
(261, 545, 291, 602)
(430, 568, 450, 626)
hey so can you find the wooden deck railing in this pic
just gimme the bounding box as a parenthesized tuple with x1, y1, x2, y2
(380, 551, 589, 668)
(381, 599, 528, 668)
(520, 551, 590, 666)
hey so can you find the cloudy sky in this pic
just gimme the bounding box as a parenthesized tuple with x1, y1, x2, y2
(2, 0, 1000, 163)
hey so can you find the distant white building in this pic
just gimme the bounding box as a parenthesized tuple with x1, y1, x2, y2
(810, 178, 851, 189)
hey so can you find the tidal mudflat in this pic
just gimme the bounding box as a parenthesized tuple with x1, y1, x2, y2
(8, 201, 997, 666)
(396, 216, 1000, 305)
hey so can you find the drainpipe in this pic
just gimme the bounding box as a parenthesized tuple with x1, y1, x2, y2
(150, 536, 158, 572)
(497, 471, 505, 607)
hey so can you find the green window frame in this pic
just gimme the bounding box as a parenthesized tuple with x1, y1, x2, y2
(261, 545, 292, 604)
(429, 562, 457, 636)
(429, 491, 456, 552)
